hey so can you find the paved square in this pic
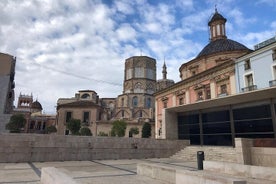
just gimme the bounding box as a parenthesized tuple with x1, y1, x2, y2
(0, 158, 197, 184)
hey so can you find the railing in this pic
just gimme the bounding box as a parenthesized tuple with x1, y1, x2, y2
(218, 93, 228, 97)
(269, 80, 276, 87)
(241, 85, 257, 92)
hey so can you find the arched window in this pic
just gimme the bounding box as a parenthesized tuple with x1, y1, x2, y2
(81, 93, 90, 99)
(146, 98, 151, 108)
(133, 96, 138, 107)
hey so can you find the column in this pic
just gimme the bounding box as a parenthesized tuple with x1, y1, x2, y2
(210, 80, 216, 98)
(229, 105, 236, 147)
(270, 99, 276, 138)
(199, 111, 203, 146)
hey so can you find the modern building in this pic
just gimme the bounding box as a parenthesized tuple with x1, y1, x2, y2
(154, 9, 251, 141)
(0, 53, 16, 132)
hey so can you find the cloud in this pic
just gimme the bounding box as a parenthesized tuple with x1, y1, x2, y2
(228, 8, 257, 27)
(257, 0, 276, 7)
(0, 0, 275, 114)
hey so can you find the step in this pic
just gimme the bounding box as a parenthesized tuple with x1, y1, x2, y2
(171, 146, 237, 163)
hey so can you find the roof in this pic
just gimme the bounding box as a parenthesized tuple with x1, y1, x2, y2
(197, 39, 250, 58)
(31, 100, 43, 110)
(57, 100, 100, 109)
(208, 10, 226, 26)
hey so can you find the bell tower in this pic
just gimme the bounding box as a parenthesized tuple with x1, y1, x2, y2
(208, 8, 227, 41)
(17, 93, 33, 109)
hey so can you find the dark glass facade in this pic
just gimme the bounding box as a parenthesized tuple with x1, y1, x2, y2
(234, 105, 274, 138)
(178, 104, 275, 146)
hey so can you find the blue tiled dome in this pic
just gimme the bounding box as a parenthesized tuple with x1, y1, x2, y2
(197, 39, 249, 58)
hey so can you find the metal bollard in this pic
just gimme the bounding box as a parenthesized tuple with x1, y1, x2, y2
(197, 151, 204, 170)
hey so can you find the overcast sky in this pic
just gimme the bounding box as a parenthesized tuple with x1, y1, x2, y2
(1, 0, 276, 114)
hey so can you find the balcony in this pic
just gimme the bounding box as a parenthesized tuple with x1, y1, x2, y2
(241, 85, 257, 92)
(269, 80, 276, 87)
(218, 93, 228, 98)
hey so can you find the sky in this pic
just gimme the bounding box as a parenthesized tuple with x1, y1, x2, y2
(0, 0, 276, 114)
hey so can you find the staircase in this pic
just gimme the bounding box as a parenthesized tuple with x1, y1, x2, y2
(171, 145, 237, 163)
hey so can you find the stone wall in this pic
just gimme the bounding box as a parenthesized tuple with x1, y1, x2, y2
(0, 134, 189, 163)
(251, 147, 276, 167)
(235, 138, 253, 165)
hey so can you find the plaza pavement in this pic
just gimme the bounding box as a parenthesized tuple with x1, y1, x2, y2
(0, 158, 197, 184)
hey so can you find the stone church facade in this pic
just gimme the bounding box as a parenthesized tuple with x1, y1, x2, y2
(56, 56, 173, 137)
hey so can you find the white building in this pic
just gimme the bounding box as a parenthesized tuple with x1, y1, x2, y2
(235, 36, 276, 93)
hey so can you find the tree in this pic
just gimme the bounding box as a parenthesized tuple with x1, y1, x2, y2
(6, 114, 26, 133)
(142, 122, 151, 138)
(111, 120, 127, 137)
(46, 125, 57, 134)
(80, 127, 92, 136)
(129, 127, 139, 137)
(66, 119, 81, 135)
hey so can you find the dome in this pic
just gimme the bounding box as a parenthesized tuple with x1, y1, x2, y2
(31, 100, 43, 111)
(197, 39, 249, 58)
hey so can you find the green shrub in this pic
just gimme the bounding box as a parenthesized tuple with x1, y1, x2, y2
(66, 119, 81, 135)
(80, 127, 92, 136)
(111, 120, 127, 137)
(6, 114, 26, 133)
(142, 122, 151, 138)
(46, 125, 57, 134)
(129, 127, 139, 137)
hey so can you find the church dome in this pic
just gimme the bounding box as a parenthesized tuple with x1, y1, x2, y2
(197, 38, 249, 58)
(31, 100, 43, 111)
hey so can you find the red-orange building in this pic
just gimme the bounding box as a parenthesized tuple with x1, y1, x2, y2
(154, 10, 251, 140)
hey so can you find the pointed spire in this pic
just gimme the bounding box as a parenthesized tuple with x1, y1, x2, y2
(162, 60, 167, 80)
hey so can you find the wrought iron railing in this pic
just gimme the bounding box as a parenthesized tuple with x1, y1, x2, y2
(241, 85, 257, 92)
(218, 93, 228, 97)
(269, 80, 276, 87)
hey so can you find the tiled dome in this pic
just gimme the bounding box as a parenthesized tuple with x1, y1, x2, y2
(208, 11, 226, 26)
(31, 100, 43, 111)
(197, 38, 249, 58)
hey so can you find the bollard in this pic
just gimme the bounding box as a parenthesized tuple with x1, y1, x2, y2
(197, 151, 204, 170)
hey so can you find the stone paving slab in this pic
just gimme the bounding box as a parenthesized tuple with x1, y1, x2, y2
(0, 158, 197, 184)
(0, 163, 40, 184)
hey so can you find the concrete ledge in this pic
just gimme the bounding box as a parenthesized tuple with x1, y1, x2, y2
(137, 163, 175, 184)
(41, 167, 79, 184)
(204, 160, 276, 182)
(176, 169, 246, 184)
(137, 162, 246, 184)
